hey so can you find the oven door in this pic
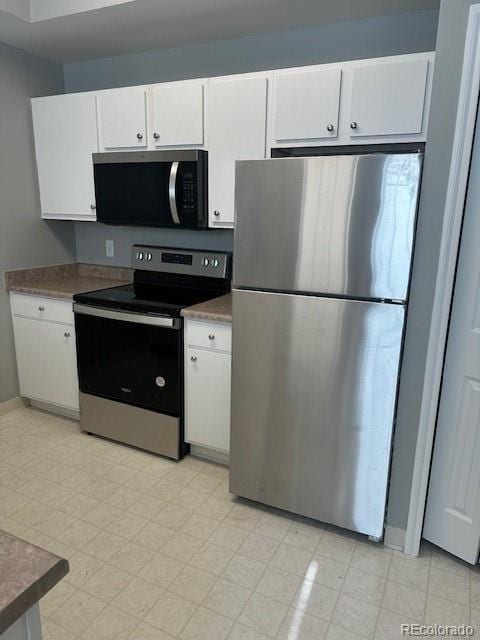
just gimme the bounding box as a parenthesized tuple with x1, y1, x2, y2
(93, 149, 207, 228)
(74, 305, 182, 415)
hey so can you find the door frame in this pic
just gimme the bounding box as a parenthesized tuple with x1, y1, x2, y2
(404, 3, 480, 557)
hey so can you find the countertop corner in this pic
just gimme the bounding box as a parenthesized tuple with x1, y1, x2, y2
(0, 529, 69, 634)
(181, 293, 232, 323)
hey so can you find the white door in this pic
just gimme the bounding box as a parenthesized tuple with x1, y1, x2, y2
(423, 113, 480, 564)
(207, 76, 267, 227)
(13, 318, 79, 411)
(31, 94, 98, 219)
(348, 58, 429, 138)
(99, 88, 147, 149)
(185, 348, 231, 453)
(273, 67, 341, 143)
(151, 82, 204, 147)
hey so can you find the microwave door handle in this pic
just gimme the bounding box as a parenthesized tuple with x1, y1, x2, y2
(168, 162, 181, 225)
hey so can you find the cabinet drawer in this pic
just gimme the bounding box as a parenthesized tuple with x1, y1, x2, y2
(10, 293, 74, 325)
(186, 319, 231, 352)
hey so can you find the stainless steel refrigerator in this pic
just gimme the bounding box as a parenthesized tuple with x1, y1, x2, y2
(230, 151, 422, 539)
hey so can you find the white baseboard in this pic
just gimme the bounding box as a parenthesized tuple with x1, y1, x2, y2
(0, 396, 29, 416)
(30, 399, 80, 421)
(384, 525, 406, 552)
(190, 444, 229, 466)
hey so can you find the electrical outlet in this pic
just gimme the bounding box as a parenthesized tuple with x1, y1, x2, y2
(106, 240, 114, 258)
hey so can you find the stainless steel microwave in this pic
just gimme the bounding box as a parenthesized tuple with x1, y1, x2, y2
(93, 149, 208, 229)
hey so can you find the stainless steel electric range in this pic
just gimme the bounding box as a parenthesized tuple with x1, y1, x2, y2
(73, 245, 231, 459)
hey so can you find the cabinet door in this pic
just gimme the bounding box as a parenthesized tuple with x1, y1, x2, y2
(348, 58, 429, 138)
(31, 94, 98, 220)
(12, 317, 79, 411)
(185, 348, 231, 453)
(151, 82, 204, 147)
(273, 68, 341, 143)
(99, 88, 147, 149)
(207, 76, 267, 227)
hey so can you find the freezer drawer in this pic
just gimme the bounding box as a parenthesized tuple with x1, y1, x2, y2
(230, 289, 405, 538)
(234, 153, 421, 301)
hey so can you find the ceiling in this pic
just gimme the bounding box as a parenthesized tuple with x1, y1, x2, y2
(0, 0, 440, 64)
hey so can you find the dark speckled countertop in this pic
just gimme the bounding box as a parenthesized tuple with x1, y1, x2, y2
(181, 293, 232, 323)
(0, 529, 68, 634)
(4, 263, 132, 300)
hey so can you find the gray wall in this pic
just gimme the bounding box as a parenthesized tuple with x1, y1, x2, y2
(386, 0, 478, 531)
(0, 43, 75, 403)
(75, 226, 233, 266)
(68, 9, 438, 266)
(64, 10, 438, 92)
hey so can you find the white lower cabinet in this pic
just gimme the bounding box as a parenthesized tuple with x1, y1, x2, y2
(185, 319, 231, 457)
(10, 294, 79, 412)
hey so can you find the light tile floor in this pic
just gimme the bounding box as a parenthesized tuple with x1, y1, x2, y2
(1, 406, 479, 640)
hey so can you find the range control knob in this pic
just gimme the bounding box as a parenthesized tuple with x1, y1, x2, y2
(211, 259, 219, 267)
(137, 252, 144, 261)
(202, 258, 209, 266)
(146, 252, 152, 261)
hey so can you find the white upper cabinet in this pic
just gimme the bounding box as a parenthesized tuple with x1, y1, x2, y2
(273, 67, 341, 143)
(99, 87, 147, 149)
(347, 58, 429, 138)
(31, 94, 98, 220)
(150, 82, 204, 147)
(207, 75, 268, 227)
(31, 52, 434, 223)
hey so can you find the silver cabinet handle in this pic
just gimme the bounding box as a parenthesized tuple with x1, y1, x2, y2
(64, 332, 71, 338)
(213, 210, 220, 217)
(137, 132, 143, 140)
(326, 123, 334, 132)
(350, 121, 358, 130)
(90, 204, 96, 210)
(190, 355, 197, 362)
(153, 132, 160, 139)
(208, 334, 215, 340)
(168, 162, 181, 225)
(38, 306, 45, 311)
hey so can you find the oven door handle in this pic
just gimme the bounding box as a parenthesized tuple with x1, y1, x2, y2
(73, 304, 180, 329)
(168, 162, 181, 225)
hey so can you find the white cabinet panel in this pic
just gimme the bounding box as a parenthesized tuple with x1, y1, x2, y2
(31, 94, 98, 220)
(11, 293, 74, 325)
(207, 76, 268, 227)
(273, 67, 341, 142)
(12, 315, 79, 411)
(347, 58, 429, 138)
(185, 347, 231, 453)
(186, 320, 231, 352)
(99, 88, 147, 149)
(151, 82, 204, 147)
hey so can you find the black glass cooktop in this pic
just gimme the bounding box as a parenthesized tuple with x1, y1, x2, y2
(73, 283, 225, 317)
